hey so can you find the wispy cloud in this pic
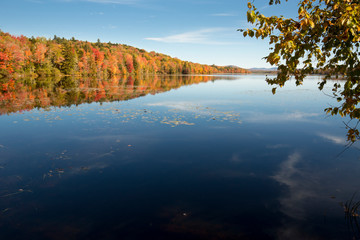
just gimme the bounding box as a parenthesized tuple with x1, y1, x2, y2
(61, 0, 139, 4)
(145, 28, 235, 45)
(103, 24, 118, 29)
(90, 12, 104, 15)
(84, 0, 138, 3)
(211, 13, 236, 17)
(26, 0, 44, 3)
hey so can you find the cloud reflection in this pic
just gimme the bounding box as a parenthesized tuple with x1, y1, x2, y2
(317, 133, 346, 145)
(147, 101, 242, 123)
(272, 152, 315, 220)
(229, 153, 243, 163)
(245, 111, 321, 123)
(148, 101, 200, 111)
(266, 144, 289, 149)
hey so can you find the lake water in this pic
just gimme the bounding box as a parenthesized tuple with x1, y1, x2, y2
(0, 74, 359, 239)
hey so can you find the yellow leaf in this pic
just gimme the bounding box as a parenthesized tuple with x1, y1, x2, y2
(309, 20, 315, 28)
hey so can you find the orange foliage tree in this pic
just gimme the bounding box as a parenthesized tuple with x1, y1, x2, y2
(0, 30, 249, 78)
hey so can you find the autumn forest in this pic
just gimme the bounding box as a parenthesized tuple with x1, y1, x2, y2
(0, 30, 249, 79)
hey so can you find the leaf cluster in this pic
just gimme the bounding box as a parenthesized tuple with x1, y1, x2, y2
(240, 0, 360, 141)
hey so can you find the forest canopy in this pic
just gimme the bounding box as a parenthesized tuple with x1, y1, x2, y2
(0, 30, 248, 78)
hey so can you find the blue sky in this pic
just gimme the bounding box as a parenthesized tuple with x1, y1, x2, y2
(0, 0, 299, 68)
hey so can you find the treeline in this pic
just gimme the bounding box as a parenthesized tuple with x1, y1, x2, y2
(0, 30, 249, 78)
(0, 75, 224, 115)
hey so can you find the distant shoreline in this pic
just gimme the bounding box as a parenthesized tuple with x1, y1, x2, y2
(0, 30, 249, 80)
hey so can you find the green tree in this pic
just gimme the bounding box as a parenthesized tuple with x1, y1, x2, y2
(61, 42, 78, 75)
(240, 0, 360, 142)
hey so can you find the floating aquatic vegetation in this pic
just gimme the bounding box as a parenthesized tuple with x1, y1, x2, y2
(95, 103, 242, 128)
(46, 150, 72, 161)
(8, 92, 242, 130)
(2, 208, 10, 213)
(43, 168, 65, 180)
(1, 188, 32, 198)
(160, 117, 195, 127)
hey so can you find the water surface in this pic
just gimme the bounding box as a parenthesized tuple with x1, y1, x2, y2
(0, 74, 359, 239)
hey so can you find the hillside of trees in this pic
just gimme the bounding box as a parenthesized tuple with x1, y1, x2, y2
(0, 30, 249, 78)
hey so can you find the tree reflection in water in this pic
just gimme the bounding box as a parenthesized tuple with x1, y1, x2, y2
(0, 75, 236, 115)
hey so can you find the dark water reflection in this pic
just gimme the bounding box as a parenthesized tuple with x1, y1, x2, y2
(0, 75, 228, 115)
(0, 74, 359, 239)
